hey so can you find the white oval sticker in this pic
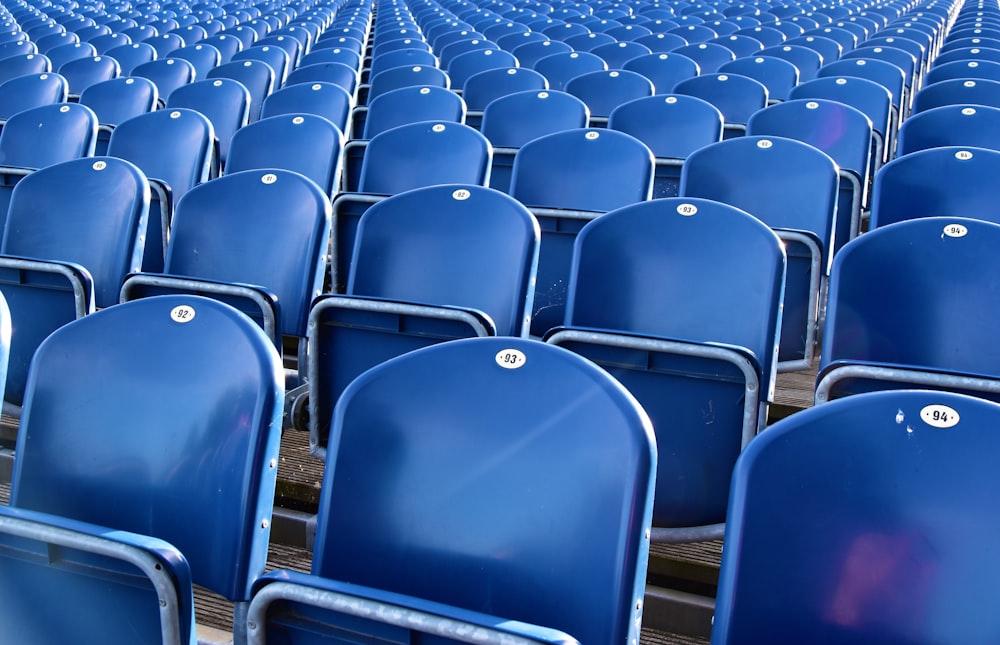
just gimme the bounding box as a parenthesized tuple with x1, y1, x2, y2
(495, 349, 526, 369)
(757, 139, 773, 149)
(943, 223, 968, 238)
(452, 188, 471, 200)
(920, 404, 959, 428)
(170, 305, 196, 323)
(955, 150, 974, 161)
(676, 203, 698, 216)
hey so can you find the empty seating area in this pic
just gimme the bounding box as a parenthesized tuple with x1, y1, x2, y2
(0, 0, 998, 642)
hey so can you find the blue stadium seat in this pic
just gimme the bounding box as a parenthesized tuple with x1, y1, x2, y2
(671, 41, 737, 73)
(512, 38, 572, 68)
(104, 41, 157, 75)
(200, 33, 244, 64)
(78, 76, 158, 155)
(0, 72, 68, 121)
(206, 58, 275, 122)
(713, 389, 1000, 644)
(0, 156, 147, 411)
(480, 89, 589, 192)
(818, 57, 907, 138)
(534, 50, 608, 90)
(232, 44, 290, 86)
(674, 72, 769, 137)
(0, 53, 50, 85)
(167, 78, 251, 168)
(333, 121, 492, 291)
(284, 61, 359, 97)
(760, 43, 823, 81)
(622, 51, 701, 92)
(367, 47, 437, 80)
(896, 104, 1000, 155)
(547, 197, 783, 541)
(252, 336, 654, 645)
(608, 93, 723, 198)
(168, 43, 223, 80)
(260, 81, 353, 135)
(142, 32, 186, 59)
(446, 47, 517, 88)
(509, 128, 654, 335)
(816, 216, 1000, 403)
(869, 146, 1000, 229)
(719, 55, 799, 101)
(299, 46, 363, 72)
(46, 42, 98, 71)
(364, 63, 449, 108)
(564, 68, 654, 124)
(461, 66, 548, 126)
(305, 184, 538, 457)
(590, 39, 654, 68)
(106, 108, 215, 272)
(933, 46, 1000, 67)
(9, 294, 283, 643)
(680, 135, 839, 371)
(926, 58, 1000, 85)
(359, 84, 463, 139)
(746, 98, 873, 255)
(58, 54, 120, 98)
(226, 113, 344, 196)
(131, 57, 196, 103)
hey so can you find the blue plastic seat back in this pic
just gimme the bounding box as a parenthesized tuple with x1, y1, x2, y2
(46, 42, 97, 71)
(9, 294, 283, 602)
(358, 121, 491, 194)
(349, 184, 538, 336)
(313, 336, 655, 645)
(534, 50, 608, 91)
(0, 72, 68, 120)
(733, 26, 786, 47)
(232, 44, 289, 85)
(785, 33, 842, 65)
(226, 113, 343, 195)
(760, 44, 824, 81)
(671, 42, 737, 73)
(564, 68, 655, 118)
(512, 38, 572, 68)
(925, 58, 1000, 85)
(167, 78, 251, 165)
(0, 52, 50, 84)
(0, 102, 97, 167)
(260, 81, 352, 133)
(714, 389, 1000, 644)
(104, 42, 157, 75)
(131, 58, 197, 103)
(564, 31, 617, 52)
(933, 46, 1000, 67)
(300, 46, 362, 72)
(79, 76, 158, 125)
(461, 66, 549, 111)
(674, 72, 769, 125)
(633, 32, 690, 52)
(560, 197, 784, 527)
(206, 59, 275, 121)
(0, 38, 36, 60)
(366, 64, 449, 104)
(870, 146, 1000, 229)
(669, 24, 720, 44)
(842, 44, 916, 90)
(481, 89, 589, 147)
(439, 38, 500, 69)
(142, 32, 186, 59)
(166, 169, 330, 338)
(719, 55, 799, 100)
(284, 61, 357, 96)
(817, 57, 906, 110)
(446, 47, 518, 87)
(368, 47, 437, 79)
(510, 127, 654, 211)
(256, 34, 302, 69)
(58, 55, 121, 96)
(821, 216, 1000, 380)
(622, 51, 701, 92)
(896, 104, 1000, 155)
(608, 94, 723, 197)
(201, 33, 244, 64)
(789, 76, 893, 144)
(590, 40, 654, 68)
(169, 43, 223, 80)
(362, 85, 464, 139)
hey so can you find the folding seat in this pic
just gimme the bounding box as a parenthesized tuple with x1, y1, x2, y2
(733, 25, 785, 47)
(206, 59, 274, 122)
(869, 146, 1000, 230)
(120, 25, 157, 44)
(131, 57, 196, 103)
(256, 33, 302, 69)
(760, 43, 823, 81)
(142, 32, 186, 60)
(784, 33, 842, 68)
(564, 30, 617, 51)
(709, 33, 766, 58)
(896, 104, 1000, 155)
(863, 34, 927, 81)
(106, 108, 215, 272)
(509, 128, 654, 335)
(167, 77, 251, 169)
(299, 46, 362, 72)
(120, 168, 330, 393)
(331, 121, 492, 291)
(720, 55, 799, 101)
(0, 72, 68, 121)
(632, 31, 688, 52)
(168, 42, 222, 80)
(78, 76, 158, 154)
(226, 113, 344, 196)
(790, 76, 893, 173)
(843, 44, 917, 110)
(818, 57, 907, 135)
(0, 52, 50, 84)
(253, 336, 654, 644)
(104, 41, 157, 75)
(547, 196, 783, 541)
(232, 44, 290, 87)
(367, 46, 437, 81)
(480, 89, 589, 192)
(533, 50, 607, 91)
(260, 81, 353, 135)
(438, 37, 501, 70)
(925, 58, 1000, 86)
(364, 63, 448, 107)
(460, 66, 548, 126)
(283, 61, 358, 99)
(609, 93, 723, 198)
(590, 39, 653, 68)
(7, 293, 284, 643)
(713, 389, 1000, 644)
(35, 32, 79, 56)
(313, 34, 364, 57)
(680, 135, 840, 371)
(933, 46, 1000, 68)
(803, 25, 858, 53)
(57, 54, 120, 97)
(621, 51, 698, 93)
(302, 183, 538, 454)
(200, 32, 244, 63)
(358, 84, 464, 142)
(747, 98, 872, 256)
(445, 46, 517, 88)
(673, 72, 768, 137)
(669, 23, 719, 44)
(0, 38, 35, 60)
(670, 42, 735, 73)
(0, 156, 146, 412)
(369, 36, 431, 59)
(511, 38, 572, 68)
(541, 21, 591, 42)
(170, 24, 208, 46)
